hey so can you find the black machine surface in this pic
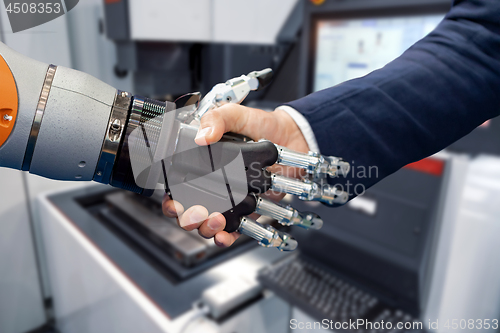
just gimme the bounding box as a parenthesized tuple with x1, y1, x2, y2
(445, 116, 500, 156)
(259, 256, 423, 333)
(103, 191, 252, 267)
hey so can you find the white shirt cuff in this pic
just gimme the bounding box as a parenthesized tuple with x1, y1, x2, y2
(276, 105, 320, 153)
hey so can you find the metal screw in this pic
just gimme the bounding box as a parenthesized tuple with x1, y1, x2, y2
(3, 114, 12, 121)
(97, 171, 103, 176)
(309, 151, 319, 157)
(110, 119, 121, 133)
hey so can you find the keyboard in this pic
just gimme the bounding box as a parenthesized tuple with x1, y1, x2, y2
(258, 255, 424, 333)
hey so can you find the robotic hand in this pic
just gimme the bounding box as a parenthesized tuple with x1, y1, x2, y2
(146, 69, 351, 251)
(0, 42, 349, 251)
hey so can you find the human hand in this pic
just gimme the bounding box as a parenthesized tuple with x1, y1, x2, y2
(162, 104, 309, 248)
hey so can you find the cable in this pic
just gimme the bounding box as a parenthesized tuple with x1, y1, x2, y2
(178, 302, 212, 333)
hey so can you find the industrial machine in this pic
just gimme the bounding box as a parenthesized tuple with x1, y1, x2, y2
(34, 148, 473, 333)
(37, 184, 294, 333)
(102, 0, 301, 100)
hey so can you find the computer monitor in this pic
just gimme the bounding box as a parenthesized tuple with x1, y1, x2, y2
(312, 14, 444, 92)
(301, 0, 500, 157)
(298, 0, 452, 96)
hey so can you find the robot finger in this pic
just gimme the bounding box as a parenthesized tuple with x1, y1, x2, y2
(237, 216, 297, 251)
(274, 144, 350, 178)
(254, 196, 323, 230)
(270, 173, 349, 205)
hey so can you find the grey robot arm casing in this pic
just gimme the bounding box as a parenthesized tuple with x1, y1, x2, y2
(0, 42, 117, 181)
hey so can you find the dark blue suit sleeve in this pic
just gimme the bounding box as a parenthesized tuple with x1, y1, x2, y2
(287, 0, 500, 198)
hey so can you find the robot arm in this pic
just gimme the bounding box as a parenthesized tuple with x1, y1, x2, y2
(0, 41, 349, 251)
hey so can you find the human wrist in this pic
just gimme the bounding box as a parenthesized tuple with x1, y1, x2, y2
(273, 108, 310, 153)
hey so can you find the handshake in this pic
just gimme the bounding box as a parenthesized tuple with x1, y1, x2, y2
(129, 69, 349, 250)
